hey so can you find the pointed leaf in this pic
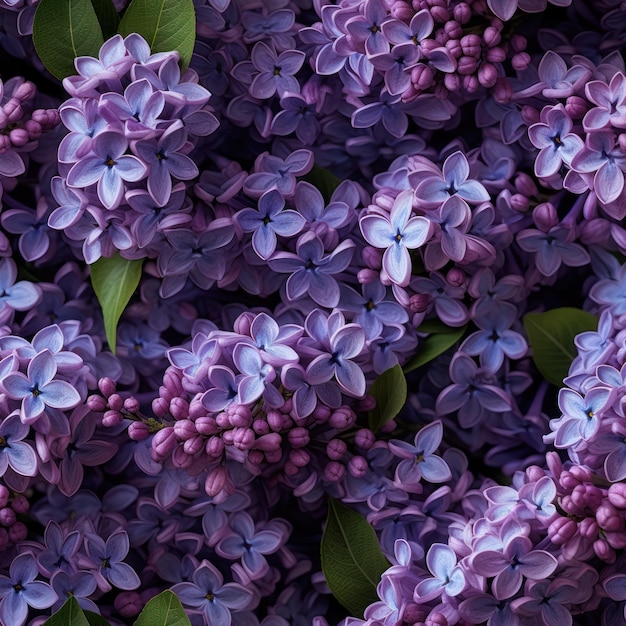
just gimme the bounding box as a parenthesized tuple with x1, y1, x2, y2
(117, 0, 195, 70)
(134, 590, 191, 626)
(321, 499, 390, 618)
(42, 597, 90, 626)
(84, 612, 110, 626)
(33, 0, 104, 80)
(367, 364, 407, 432)
(403, 324, 468, 374)
(302, 165, 341, 203)
(90, 0, 119, 39)
(90, 253, 143, 354)
(523, 308, 598, 387)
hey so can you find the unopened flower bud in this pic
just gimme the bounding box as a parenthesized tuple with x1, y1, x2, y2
(0, 508, 16, 526)
(288, 427, 310, 448)
(548, 517, 577, 544)
(128, 421, 150, 441)
(446, 267, 465, 287)
(597, 502, 624, 532)
(478, 62, 498, 88)
(102, 410, 123, 427)
(173, 419, 196, 440)
(87, 394, 107, 412)
(152, 427, 177, 458)
(409, 293, 430, 313)
(289, 448, 310, 467)
(11, 495, 28, 514)
(348, 455, 368, 478)
(254, 432, 282, 452)
(205, 466, 228, 497)
(152, 397, 169, 418)
(98, 377, 116, 397)
(324, 460, 345, 482)
(608, 483, 626, 509)
(9, 522, 26, 542)
(511, 52, 531, 71)
(206, 436, 225, 457)
(327, 439, 347, 461)
(195, 416, 218, 435)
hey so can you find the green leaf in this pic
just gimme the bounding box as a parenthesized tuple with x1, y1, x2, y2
(84, 611, 111, 626)
(90, 253, 143, 355)
(302, 165, 341, 202)
(90, 0, 120, 39)
(403, 324, 468, 374)
(43, 597, 90, 626)
(117, 0, 195, 70)
(33, 0, 104, 80)
(134, 590, 191, 626)
(321, 498, 390, 618)
(523, 307, 598, 387)
(367, 364, 407, 432)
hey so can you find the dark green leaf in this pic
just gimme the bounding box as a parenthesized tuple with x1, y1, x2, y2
(117, 0, 195, 70)
(84, 611, 111, 626)
(90, 0, 119, 39)
(367, 364, 407, 431)
(302, 165, 341, 202)
(90, 253, 143, 355)
(33, 0, 104, 80)
(523, 307, 598, 387)
(403, 324, 467, 374)
(43, 597, 90, 626)
(321, 498, 390, 618)
(134, 590, 191, 626)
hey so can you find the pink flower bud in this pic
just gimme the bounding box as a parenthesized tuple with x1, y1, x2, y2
(329, 407, 356, 429)
(324, 461, 346, 482)
(183, 435, 205, 455)
(173, 419, 197, 440)
(87, 394, 107, 411)
(115, 592, 142, 618)
(446, 267, 465, 287)
(593, 539, 614, 562)
(0, 508, 16, 526)
(107, 393, 123, 411)
(158, 386, 172, 403)
(23, 119, 42, 138)
(509, 193, 529, 212)
(128, 421, 150, 441)
(444, 20, 462, 39)
(426, 611, 448, 626)
(216, 412, 230, 429)
(123, 396, 140, 413)
(102, 410, 123, 427)
(232, 427, 255, 450)
(597, 502, 624, 532)
(8, 128, 29, 147)
(205, 466, 228, 497)
(430, 6, 449, 21)
(283, 461, 299, 476)
(206, 436, 225, 457)
(253, 419, 271, 435)
(463, 74, 480, 93)
(453, 2, 471, 22)
(548, 516, 577, 544)
(348, 455, 368, 478)
(9, 522, 27, 543)
(358, 268, 380, 284)
(609, 483, 626, 509)
(485, 46, 506, 63)
(511, 52, 531, 71)
(409, 293, 431, 313)
(152, 427, 177, 459)
(514, 172, 538, 196)
(520, 105, 539, 125)
(195, 416, 218, 436)
(327, 439, 347, 461)
(255, 433, 282, 452)
(289, 448, 310, 468)
(313, 404, 332, 423)
(525, 465, 545, 482)
(248, 450, 264, 465)
(493, 77, 512, 104)
(14, 81, 35, 101)
(264, 448, 282, 463)
(222, 430, 234, 445)
(170, 397, 189, 421)
(11, 495, 28, 514)
(445, 38, 462, 59)
(267, 410, 285, 432)
(478, 62, 498, 88)
(412, 64, 435, 91)
(483, 26, 501, 47)
(460, 34, 481, 57)
(565, 95, 588, 119)
(457, 56, 478, 75)
(362, 245, 383, 269)
(579, 517, 598, 539)
(288, 427, 310, 448)
(354, 428, 376, 450)
(233, 312, 255, 335)
(152, 397, 169, 418)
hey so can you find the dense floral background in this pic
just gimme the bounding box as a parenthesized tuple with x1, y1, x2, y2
(1, 0, 626, 624)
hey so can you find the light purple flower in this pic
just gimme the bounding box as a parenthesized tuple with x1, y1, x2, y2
(388, 420, 451, 491)
(172, 560, 254, 625)
(0, 413, 37, 478)
(2, 350, 81, 424)
(414, 543, 465, 602)
(237, 189, 305, 260)
(360, 190, 432, 287)
(249, 42, 305, 99)
(0, 553, 57, 626)
(66, 131, 147, 210)
(85, 530, 140, 592)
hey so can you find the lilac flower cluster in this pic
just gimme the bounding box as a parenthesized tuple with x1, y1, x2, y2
(52, 34, 217, 263)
